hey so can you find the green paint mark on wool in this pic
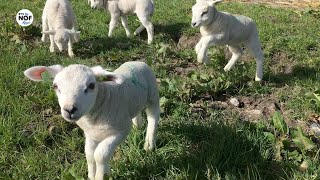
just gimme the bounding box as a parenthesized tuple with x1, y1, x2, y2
(124, 64, 147, 90)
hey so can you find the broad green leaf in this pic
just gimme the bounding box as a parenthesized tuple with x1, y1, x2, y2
(272, 111, 289, 135)
(191, 73, 198, 81)
(200, 73, 209, 81)
(263, 132, 275, 142)
(312, 92, 320, 103)
(291, 127, 316, 151)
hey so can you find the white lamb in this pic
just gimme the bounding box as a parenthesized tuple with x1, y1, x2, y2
(192, 0, 264, 81)
(41, 0, 80, 57)
(24, 61, 160, 180)
(89, 0, 154, 44)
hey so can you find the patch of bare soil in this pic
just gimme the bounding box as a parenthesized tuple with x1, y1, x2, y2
(190, 94, 282, 121)
(177, 34, 201, 50)
(270, 51, 295, 75)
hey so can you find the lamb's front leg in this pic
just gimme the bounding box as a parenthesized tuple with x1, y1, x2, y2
(94, 133, 127, 180)
(41, 12, 49, 42)
(108, 13, 120, 37)
(49, 34, 55, 53)
(197, 37, 212, 64)
(121, 16, 131, 37)
(85, 135, 98, 180)
(195, 38, 203, 54)
(67, 38, 74, 58)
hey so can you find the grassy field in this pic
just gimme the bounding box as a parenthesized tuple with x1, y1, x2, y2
(1, 0, 320, 179)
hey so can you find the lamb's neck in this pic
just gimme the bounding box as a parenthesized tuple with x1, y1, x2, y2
(202, 9, 222, 33)
(83, 83, 118, 123)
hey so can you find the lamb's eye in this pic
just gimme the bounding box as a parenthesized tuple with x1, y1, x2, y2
(88, 83, 95, 90)
(201, 10, 208, 16)
(53, 83, 61, 93)
(84, 83, 95, 93)
(53, 83, 58, 90)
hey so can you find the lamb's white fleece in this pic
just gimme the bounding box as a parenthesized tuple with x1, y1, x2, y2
(89, 0, 154, 44)
(42, 0, 80, 57)
(24, 61, 160, 180)
(192, 0, 264, 81)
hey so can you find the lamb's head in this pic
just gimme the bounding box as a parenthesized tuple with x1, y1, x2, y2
(24, 64, 124, 122)
(191, 0, 222, 28)
(89, 0, 105, 9)
(42, 29, 80, 52)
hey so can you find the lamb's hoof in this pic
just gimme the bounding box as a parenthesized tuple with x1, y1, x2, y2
(144, 141, 155, 151)
(49, 47, 55, 53)
(147, 40, 152, 44)
(41, 36, 48, 42)
(197, 58, 208, 64)
(224, 66, 231, 72)
(126, 33, 131, 37)
(69, 53, 75, 58)
(255, 77, 262, 81)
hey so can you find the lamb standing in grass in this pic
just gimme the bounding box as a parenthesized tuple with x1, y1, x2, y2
(89, 0, 154, 44)
(24, 61, 160, 180)
(42, 0, 80, 57)
(191, 0, 264, 81)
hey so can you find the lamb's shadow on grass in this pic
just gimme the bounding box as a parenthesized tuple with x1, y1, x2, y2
(74, 36, 143, 59)
(154, 22, 190, 42)
(135, 122, 292, 179)
(267, 66, 318, 87)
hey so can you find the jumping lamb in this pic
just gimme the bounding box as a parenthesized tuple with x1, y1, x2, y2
(24, 61, 160, 180)
(89, 0, 154, 44)
(42, 0, 80, 57)
(191, 0, 264, 81)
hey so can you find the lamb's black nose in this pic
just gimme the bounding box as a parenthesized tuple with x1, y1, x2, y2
(191, 22, 197, 27)
(64, 106, 78, 115)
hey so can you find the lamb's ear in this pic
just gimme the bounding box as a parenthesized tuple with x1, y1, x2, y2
(66, 29, 81, 35)
(208, 0, 223, 6)
(24, 65, 63, 81)
(91, 66, 124, 84)
(46, 65, 64, 78)
(42, 30, 56, 35)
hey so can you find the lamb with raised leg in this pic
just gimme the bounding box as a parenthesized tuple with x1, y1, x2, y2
(191, 0, 264, 81)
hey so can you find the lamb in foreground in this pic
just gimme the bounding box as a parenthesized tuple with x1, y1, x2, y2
(42, 0, 80, 57)
(192, 0, 264, 81)
(24, 61, 160, 180)
(89, 0, 154, 44)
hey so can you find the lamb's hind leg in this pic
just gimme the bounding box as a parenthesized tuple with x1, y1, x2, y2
(224, 45, 243, 72)
(137, 14, 154, 44)
(144, 102, 160, 151)
(246, 37, 264, 81)
(132, 112, 143, 129)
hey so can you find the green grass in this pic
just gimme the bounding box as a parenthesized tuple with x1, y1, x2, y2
(1, 0, 320, 179)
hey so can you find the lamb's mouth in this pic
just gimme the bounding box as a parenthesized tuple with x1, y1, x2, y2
(63, 113, 82, 122)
